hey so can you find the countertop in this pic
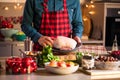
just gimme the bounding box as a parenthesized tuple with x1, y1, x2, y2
(0, 68, 120, 80)
(0, 58, 120, 80)
(0, 57, 90, 80)
(0, 68, 90, 80)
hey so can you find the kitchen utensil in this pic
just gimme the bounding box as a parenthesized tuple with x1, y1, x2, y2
(24, 37, 33, 51)
(19, 49, 26, 57)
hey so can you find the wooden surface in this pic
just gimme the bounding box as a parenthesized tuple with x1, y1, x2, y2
(79, 67, 120, 80)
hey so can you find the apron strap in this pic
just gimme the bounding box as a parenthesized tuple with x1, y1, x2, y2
(43, 0, 67, 12)
(43, 0, 48, 12)
(63, 0, 67, 11)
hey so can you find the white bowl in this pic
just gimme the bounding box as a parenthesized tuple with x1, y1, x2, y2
(0, 28, 18, 41)
(45, 62, 79, 75)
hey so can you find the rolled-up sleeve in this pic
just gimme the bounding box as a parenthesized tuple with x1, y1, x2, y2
(72, 0, 83, 38)
(21, 0, 42, 43)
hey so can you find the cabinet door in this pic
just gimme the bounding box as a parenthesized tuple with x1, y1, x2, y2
(0, 44, 11, 57)
(12, 43, 24, 56)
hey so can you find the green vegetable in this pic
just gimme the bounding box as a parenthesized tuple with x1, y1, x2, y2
(37, 45, 59, 67)
(76, 52, 83, 67)
(76, 52, 83, 59)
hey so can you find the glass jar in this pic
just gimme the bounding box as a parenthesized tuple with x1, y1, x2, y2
(82, 55, 94, 70)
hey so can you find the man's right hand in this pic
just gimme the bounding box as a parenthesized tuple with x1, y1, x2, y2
(38, 36, 54, 47)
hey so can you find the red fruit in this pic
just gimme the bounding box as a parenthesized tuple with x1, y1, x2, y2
(112, 50, 120, 55)
(9, 62, 16, 68)
(111, 50, 120, 60)
(14, 57, 22, 61)
(20, 67, 27, 74)
(31, 62, 37, 71)
(30, 67, 34, 73)
(6, 57, 23, 74)
(1, 20, 8, 28)
(33, 66, 37, 72)
(6, 58, 12, 66)
(7, 23, 13, 28)
(15, 57, 22, 64)
(31, 62, 37, 67)
(15, 62, 22, 68)
(1, 19, 13, 28)
(66, 62, 74, 67)
(22, 57, 33, 67)
(57, 61, 66, 67)
(12, 66, 20, 74)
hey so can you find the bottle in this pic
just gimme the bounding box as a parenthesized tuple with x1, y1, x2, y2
(24, 37, 33, 51)
(112, 35, 118, 51)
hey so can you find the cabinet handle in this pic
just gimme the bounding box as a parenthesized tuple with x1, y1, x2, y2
(115, 18, 120, 22)
(0, 44, 11, 47)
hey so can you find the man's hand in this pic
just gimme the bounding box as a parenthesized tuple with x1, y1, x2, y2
(73, 36, 81, 44)
(38, 36, 54, 47)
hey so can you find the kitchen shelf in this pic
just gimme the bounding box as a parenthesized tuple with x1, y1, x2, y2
(82, 39, 103, 45)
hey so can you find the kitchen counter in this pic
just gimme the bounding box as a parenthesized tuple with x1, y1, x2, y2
(0, 58, 120, 80)
(0, 68, 120, 80)
(0, 68, 91, 80)
(0, 57, 90, 80)
(0, 44, 120, 80)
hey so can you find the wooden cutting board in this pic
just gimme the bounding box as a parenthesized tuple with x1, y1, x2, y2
(79, 67, 120, 79)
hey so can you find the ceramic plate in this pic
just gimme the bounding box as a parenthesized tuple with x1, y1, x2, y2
(52, 43, 82, 54)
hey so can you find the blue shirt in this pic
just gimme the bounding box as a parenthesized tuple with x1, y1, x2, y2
(21, 0, 83, 43)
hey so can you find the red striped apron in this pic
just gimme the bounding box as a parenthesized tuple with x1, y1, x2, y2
(33, 0, 71, 51)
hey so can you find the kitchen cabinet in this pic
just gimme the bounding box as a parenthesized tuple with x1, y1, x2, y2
(0, 43, 11, 56)
(0, 41, 24, 57)
(89, 2, 120, 47)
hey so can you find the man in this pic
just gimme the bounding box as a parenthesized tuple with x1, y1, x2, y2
(21, 0, 83, 51)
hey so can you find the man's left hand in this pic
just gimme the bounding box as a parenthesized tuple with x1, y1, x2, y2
(73, 36, 81, 44)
